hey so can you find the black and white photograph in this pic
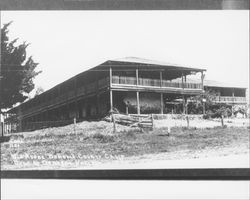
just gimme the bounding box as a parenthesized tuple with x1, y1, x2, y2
(0, 1, 249, 176)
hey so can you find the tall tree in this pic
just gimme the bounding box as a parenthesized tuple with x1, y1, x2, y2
(0, 22, 41, 112)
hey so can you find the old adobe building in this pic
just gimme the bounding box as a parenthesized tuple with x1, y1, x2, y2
(3, 57, 247, 132)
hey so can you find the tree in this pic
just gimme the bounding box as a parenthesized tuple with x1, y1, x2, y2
(0, 22, 41, 112)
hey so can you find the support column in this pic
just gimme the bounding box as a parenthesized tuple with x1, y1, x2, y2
(109, 67, 112, 87)
(136, 68, 140, 114)
(186, 98, 188, 115)
(136, 91, 140, 115)
(109, 66, 113, 112)
(160, 71, 163, 87)
(74, 77, 78, 119)
(181, 72, 184, 89)
(201, 71, 205, 115)
(160, 93, 164, 114)
(110, 90, 113, 112)
(182, 95, 186, 114)
(232, 89, 235, 116)
(136, 68, 139, 85)
(201, 71, 205, 90)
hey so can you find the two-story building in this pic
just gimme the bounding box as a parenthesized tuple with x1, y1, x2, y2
(4, 57, 206, 132)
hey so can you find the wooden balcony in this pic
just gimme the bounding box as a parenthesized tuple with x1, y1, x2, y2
(111, 76, 203, 92)
(214, 96, 247, 104)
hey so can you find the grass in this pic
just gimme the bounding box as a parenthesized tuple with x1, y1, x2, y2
(1, 126, 249, 170)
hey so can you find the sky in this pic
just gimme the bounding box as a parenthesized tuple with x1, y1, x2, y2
(1, 11, 249, 96)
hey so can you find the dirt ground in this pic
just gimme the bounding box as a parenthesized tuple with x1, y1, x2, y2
(1, 118, 249, 170)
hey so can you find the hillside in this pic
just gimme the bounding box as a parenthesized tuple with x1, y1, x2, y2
(1, 119, 249, 170)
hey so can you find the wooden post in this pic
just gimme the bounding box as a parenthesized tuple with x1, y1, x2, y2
(151, 114, 154, 130)
(136, 68, 139, 85)
(136, 91, 140, 115)
(112, 113, 116, 133)
(167, 126, 171, 136)
(109, 66, 113, 112)
(109, 66, 112, 87)
(110, 90, 113, 112)
(181, 72, 184, 89)
(74, 77, 78, 119)
(160, 71, 163, 87)
(160, 93, 164, 114)
(186, 98, 188, 115)
(126, 104, 129, 115)
(201, 71, 204, 90)
(221, 115, 224, 127)
(182, 96, 185, 114)
(186, 115, 190, 129)
(232, 89, 235, 116)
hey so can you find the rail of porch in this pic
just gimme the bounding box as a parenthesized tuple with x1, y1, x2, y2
(111, 76, 203, 90)
(213, 96, 247, 103)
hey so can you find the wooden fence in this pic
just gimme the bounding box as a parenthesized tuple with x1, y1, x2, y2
(110, 113, 154, 131)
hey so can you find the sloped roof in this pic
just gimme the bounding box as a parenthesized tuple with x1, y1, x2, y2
(103, 57, 206, 72)
(204, 80, 247, 88)
(187, 78, 247, 89)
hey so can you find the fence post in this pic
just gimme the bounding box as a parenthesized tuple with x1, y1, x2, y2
(112, 113, 116, 133)
(167, 126, 171, 136)
(221, 115, 224, 127)
(186, 115, 189, 129)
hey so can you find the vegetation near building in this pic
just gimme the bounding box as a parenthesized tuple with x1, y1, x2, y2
(0, 22, 41, 135)
(0, 22, 41, 110)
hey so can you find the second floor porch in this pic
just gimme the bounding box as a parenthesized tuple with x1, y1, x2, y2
(111, 75, 204, 94)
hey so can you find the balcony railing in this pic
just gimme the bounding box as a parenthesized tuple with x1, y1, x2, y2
(112, 76, 202, 89)
(214, 96, 246, 103)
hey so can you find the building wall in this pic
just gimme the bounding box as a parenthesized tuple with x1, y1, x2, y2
(113, 91, 162, 114)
